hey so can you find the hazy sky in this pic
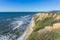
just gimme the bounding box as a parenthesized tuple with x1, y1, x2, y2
(0, 0, 60, 12)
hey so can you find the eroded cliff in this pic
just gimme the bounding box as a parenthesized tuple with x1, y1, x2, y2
(24, 12, 60, 40)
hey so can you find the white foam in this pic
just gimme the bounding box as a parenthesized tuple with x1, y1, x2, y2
(0, 15, 32, 40)
(0, 35, 11, 40)
(17, 15, 31, 40)
(13, 21, 23, 30)
(21, 15, 30, 18)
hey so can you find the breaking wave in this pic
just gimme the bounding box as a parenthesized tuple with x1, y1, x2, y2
(0, 15, 32, 40)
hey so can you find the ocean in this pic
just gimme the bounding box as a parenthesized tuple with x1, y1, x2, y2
(0, 12, 36, 40)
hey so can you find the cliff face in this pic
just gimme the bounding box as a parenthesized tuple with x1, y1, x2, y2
(24, 17, 35, 40)
(24, 12, 60, 40)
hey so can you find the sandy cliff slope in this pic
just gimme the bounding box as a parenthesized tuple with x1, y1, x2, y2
(24, 12, 60, 40)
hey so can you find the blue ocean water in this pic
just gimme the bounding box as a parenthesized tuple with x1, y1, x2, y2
(0, 12, 36, 40)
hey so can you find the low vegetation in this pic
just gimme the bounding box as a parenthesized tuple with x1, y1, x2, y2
(33, 17, 53, 31)
(27, 29, 60, 40)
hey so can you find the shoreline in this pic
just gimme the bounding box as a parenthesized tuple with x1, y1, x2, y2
(24, 18, 35, 40)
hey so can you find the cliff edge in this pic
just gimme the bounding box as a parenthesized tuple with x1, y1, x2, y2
(24, 12, 60, 40)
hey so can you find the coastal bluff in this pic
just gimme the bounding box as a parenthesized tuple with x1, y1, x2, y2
(24, 12, 60, 40)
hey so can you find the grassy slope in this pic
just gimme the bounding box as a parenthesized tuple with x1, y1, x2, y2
(27, 29, 60, 40)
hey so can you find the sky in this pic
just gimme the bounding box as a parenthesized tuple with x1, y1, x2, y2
(0, 0, 60, 12)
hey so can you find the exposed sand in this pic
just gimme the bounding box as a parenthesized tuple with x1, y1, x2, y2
(24, 18, 35, 40)
(38, 23, 60, 33)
